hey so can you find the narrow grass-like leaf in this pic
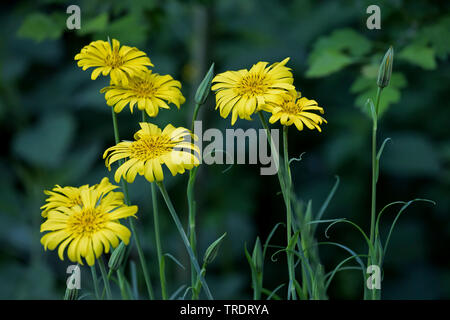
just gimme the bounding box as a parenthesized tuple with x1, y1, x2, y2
(263, 222, 284, 260)
(164, 253, 186, 270)
(169, 285, 187, 300)
(383, 199, 435, 256)
(264, 284, 285, 300)
(325, 254, 368, 290)
(315, 176, 340, 225)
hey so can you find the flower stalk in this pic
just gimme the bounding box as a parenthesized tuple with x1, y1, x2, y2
(110, 108, 155, 300)
(156, 181, 214, 300)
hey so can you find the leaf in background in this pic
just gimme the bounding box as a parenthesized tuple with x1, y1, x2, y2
(306, 28, 372, 78)
(398, 43, 437, 70)
(382, 133, 440, 178)
(418, 15, 450, 60)
(94, 14, 148, 47)
(352, 73, 407, 117)
(306, 51, 353, 78)
(77, 13, 108, 36)
(12, 113, 75, 168)
(17, 13, 66, 42)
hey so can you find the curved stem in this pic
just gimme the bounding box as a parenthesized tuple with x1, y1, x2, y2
(111, 108, 155, 300)
(156, 181, 214, 300)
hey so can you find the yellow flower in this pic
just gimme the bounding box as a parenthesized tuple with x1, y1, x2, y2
(211, 58, 295, 125)
(74, 39, 153, 85)
(265, 90, 327, 132)
(40, 178, 136, 266)
(100, 69, 185, 117)
(103, 122, 200, 183)
(40, 178, 123, 218)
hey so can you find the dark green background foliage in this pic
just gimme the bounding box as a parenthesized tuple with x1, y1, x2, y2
(0, 0, 448, 299)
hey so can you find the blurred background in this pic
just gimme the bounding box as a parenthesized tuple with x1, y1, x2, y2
(0, 0, 449, 299)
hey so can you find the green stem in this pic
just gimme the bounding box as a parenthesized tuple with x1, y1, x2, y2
(192, 264, 206, 300)
(142, 110, 167, 300)
(368, 87, 382, 300)
(156, 181, 214, 300)
(283, 126, 297, 300)
(152, 182, 167, 299)
(99, 256, 112, 300)
(90, 265, 100, 300)
(111, 108, 155, 300)
(188, 103, 201, 298)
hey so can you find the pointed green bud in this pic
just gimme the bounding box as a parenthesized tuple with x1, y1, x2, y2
(252, 237, 263, 274)
(194, 62, 215, 105)
(377, 46, 394, 88)
(108, 241, 127, 271)
(203, 232, 227, 265)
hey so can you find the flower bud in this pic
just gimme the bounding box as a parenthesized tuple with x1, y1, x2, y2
(377, 46, 394, 88)
(252, 237, 263, 274)
(194, 62, 215, 105)
(108, 241, 127, 271)
(203, 232, 227, 265)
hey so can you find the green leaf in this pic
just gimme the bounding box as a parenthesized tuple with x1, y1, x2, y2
(12, 113, 75, 168)
(17, 13, 65, 42)
(306, 28, 372, 78)
(77, 13, 108, 35)
(398, 43, 437, 70)
(306, 51, 353, 78)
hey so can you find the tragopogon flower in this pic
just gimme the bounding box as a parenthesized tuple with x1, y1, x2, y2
(40, 178, 136, 266)
(40, 178, 123, 218)
(74, 39, 153, 85)
(100, 69, 185, 117)
(103, 122, 200, 183)
(211, 58, 294, 125)
(264, 90, 327, 132)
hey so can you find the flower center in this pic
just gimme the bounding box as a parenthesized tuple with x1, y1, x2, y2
(130, 78, 157, 98)
(68, 207, 106, 236)
(281, 100, 302, 114)
(130, 135, 174, 161)
(235, 73, 269, 97)
(105, 49, 125, 69)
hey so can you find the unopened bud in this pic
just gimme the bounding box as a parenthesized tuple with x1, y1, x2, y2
(203, 232, 227, 265)
(108, 241, 127, 271)
(377, 46, 394, 88)
(194, 62, 215, 105)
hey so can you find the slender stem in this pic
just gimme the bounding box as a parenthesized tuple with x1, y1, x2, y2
(192, 264, 206, 300)
(368, 87, 382, 300)
(283, 126, 297, 300)
(188, 103, 201, 298)
(156, 181, 214, 300)
(99, 256, 112, 300)
(152, 182, 167, 299)
(110, 108, 155, 300)
(141, 110, 167, 299)
(90, 265, 100, 300)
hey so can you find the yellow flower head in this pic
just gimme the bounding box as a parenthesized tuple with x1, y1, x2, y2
(211, 58, 295, 125)
(40, 178, 136, 266)
(100, 69, 186, 117)
(265, 90, 327, 132)
(40, 178, 123, 218)
(103, 122, 200, 183)
(74, 39, 153, 85)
